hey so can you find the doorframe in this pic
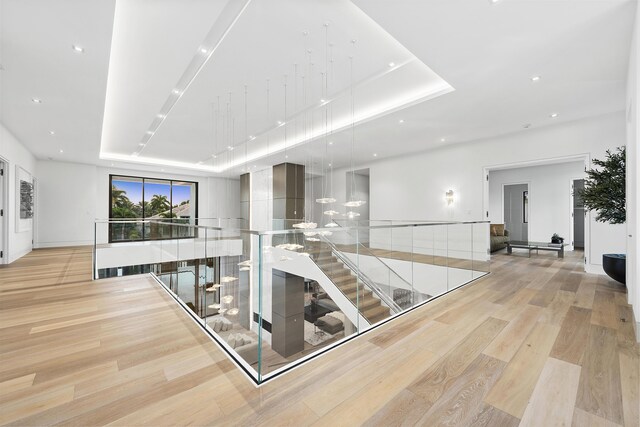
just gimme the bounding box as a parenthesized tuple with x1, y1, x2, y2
(483, 153, 590, 270)
(501, 181, 531, 240)
(569, 177, 587, 252)
(0, 155, 8, 265)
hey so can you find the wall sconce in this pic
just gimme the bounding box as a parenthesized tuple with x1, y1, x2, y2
(445, 190, 454, 205)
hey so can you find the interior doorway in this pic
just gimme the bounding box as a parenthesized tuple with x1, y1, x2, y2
(572, 179, 585, 249)
(503, 183, 529, 242)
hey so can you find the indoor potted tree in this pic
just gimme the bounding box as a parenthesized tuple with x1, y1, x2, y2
(579, 146, 626, 284)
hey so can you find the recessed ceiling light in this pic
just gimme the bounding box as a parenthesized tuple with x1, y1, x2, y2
(277, 120, 284, 126)
(138, 143, 146, 147)
(285, 155, 289, 159)
(32, 98, 42, 104)
(489, 0, 500, 3)
(48, 130, 55, 135)
(172, 89, 182, 96)
(320, 99, 326, 103)
(146, 131, 154, 135)
(530, 75, 541, 82)
(72, 45, 84, 53)
(440, 138, 446, 142)
(373, 153, 378, 157)
(59, 149, 63, 153)
(328, 163, 332, 167)
(157, 114, 166, 119)
(388, 62, 395, 67)
(399, 119, 404, 124)
(550, 113, 558, 118)
(328, 141, 333, 145)
(200, 48, 208, 54)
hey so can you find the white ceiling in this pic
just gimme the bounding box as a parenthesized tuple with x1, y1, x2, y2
(0, 0, 636, 178)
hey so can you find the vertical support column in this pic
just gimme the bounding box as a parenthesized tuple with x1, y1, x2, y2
(271, 269, 304, 358)
(272, 162, 305, 231)
(240, 173, 250, 229)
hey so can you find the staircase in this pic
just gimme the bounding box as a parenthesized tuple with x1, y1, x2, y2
(309, 245, 392, 324)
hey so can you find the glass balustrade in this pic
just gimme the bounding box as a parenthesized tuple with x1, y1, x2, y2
(93, 218, 490, 384)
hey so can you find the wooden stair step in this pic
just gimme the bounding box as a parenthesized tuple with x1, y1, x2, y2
(363, 305, 391, 323)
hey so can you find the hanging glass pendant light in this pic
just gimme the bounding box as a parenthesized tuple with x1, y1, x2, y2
(344, 44, 365, 210)
(317, 24, 335, 207)
(344, 200, 366, 208)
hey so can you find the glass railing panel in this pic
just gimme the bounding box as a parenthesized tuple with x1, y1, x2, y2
(446, 223, 474, 291)
(255, 227, 362, 380)
(93, 219, 490, 384)
(473, 222, 491, 278)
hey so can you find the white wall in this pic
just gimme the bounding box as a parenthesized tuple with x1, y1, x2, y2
(0, 123, 37, 263)
(35, 160, 240, 247)
(324, 112, 627, 276)
(626, 3, 639, 338)
(489, 161, 585, 245)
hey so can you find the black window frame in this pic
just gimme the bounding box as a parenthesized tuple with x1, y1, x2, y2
(109, 174, 199, 243)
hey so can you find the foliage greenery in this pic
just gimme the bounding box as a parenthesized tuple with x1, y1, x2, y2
(578, 146, 626, 225)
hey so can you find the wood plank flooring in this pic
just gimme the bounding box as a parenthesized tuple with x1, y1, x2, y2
(0, 247, 638, 426)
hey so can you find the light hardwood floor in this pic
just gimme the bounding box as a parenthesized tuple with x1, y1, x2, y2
(0, 247, 637, 426)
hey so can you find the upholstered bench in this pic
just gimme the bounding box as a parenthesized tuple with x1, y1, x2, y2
(315, 314, 343, 334)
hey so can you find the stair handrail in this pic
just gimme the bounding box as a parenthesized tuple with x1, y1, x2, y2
(318, 237, 404, 314)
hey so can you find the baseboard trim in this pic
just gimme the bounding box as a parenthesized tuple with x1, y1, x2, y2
(35, 240, 93, 248)
(585, 263, 606, 275)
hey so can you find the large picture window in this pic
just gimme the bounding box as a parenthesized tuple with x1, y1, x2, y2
(109, 175, 198, 242)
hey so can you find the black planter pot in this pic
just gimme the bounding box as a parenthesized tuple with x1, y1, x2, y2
(602, 254, 626, 285)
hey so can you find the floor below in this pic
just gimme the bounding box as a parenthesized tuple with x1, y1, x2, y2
(0, 246, 637, 426)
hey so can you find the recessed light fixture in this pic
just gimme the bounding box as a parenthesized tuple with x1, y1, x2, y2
(157, 114, 166, 119)
(373, 153, 378, 157)
(145, 131, 154, 135)
(32, 98, 42, 104)
(320, 99, 326, 103)
(328, 163, 332, 167)
(49, 130, 55, 135)
(399, 119, 404, 124)
(530, 75, 541, 82)
(172, 89, 182, 96)
(489, 0, 500, 4)
(72, 45, 84, 53)
(285, 155, 289, 159)
(388, 62, 395, 67)
(200, 48, 208, 54)
(441, 138, 446, 142)
(212, 155, 217, 159)
(328, 141, 333, 145)
(277, 120, 284, 126)
(59, 149, 64, 153)
(550, 113, 558, 118)
(138, 143, 146, 147)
